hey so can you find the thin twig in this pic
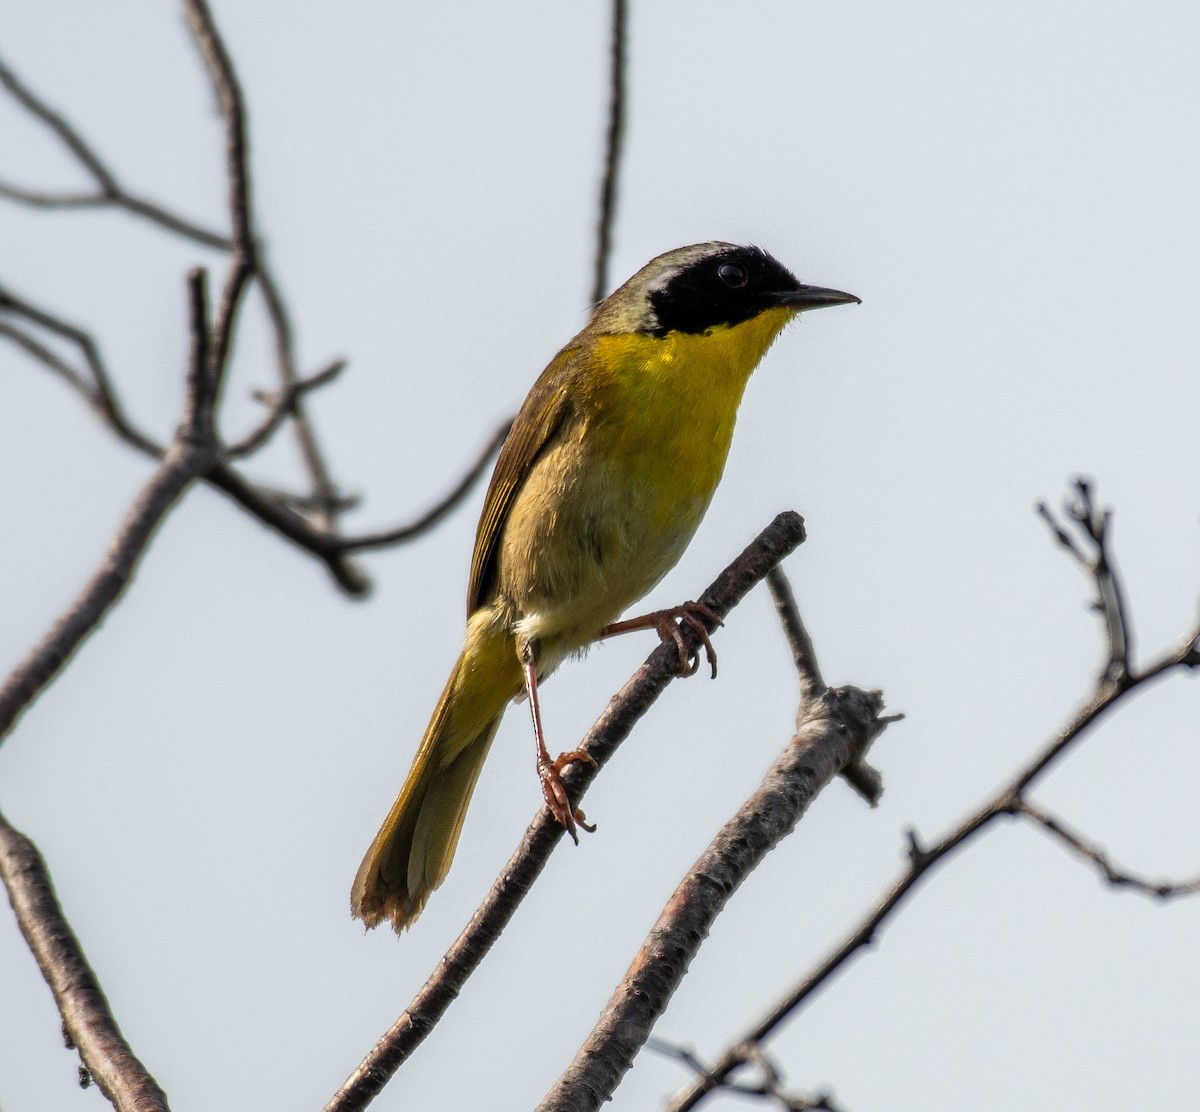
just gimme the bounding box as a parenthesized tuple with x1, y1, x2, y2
(182, 0, 252, 254)
(0, 282, 161, 457)
(0, 52, 119, 192)
(324, 513, 808, 1112)
(0, 50, 231, 249)
(256, 269, 343, 528)
(766, 567, 824, 704)
(181, 268, 213, 439)
(1038, 478, 1134, 685)
(0, 810, 172, 1111)
(227, 358, 347, 457)
(182, 0, 255, 408)
(590, 0, 628, 307)
(338, 421, 512, 551)
(1014, 799, 1200, 899)
(650, 1039, 844, 1112)
(0, 320, 94, 397)
(766, 567, 889, 805)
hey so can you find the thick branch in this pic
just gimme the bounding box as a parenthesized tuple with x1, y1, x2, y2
(324, 512, 808, 1112)
(537, 685, 890, 1112)
(0, 811, 171, 1111)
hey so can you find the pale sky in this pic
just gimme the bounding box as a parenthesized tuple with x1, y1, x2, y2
(2, 2, 1198, 1110)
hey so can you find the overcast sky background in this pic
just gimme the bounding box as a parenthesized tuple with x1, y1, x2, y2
(2, 2, 1199, 1109)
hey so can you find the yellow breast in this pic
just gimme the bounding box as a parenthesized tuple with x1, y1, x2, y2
(497, 306, 797, 660)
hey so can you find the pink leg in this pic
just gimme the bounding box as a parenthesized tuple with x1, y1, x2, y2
(520, 642, 596, 842)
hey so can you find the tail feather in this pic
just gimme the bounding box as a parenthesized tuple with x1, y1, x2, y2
(351, 627, 520, 932)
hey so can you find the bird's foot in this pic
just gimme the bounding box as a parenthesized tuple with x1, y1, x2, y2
(601, 600, 722, 677)
(538, 748, 598, 842)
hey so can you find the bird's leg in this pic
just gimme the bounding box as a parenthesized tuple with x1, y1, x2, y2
(599, 600, 722, 678)
(519, 640, 596, 843)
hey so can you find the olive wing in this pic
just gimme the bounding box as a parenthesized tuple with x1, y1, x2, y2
(466, 350, 579, 614)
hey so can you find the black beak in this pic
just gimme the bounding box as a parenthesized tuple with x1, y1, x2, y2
(774, 284, 861, 311)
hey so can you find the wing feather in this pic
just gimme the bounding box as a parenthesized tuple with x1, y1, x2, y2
(465, 348, 580, 613)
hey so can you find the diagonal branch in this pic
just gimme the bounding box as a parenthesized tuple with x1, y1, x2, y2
(337, 420, 512, 551)
(0, 50, 231, 249)
(227, 358, 347, 457)
(650, 1039, 844, 1112)
(0, 270, 220, 746)
(323, 512, 808, 1112)
(0, 809, 171, 1111)
(664, 483, 1200, 1112)
(537, 681, 891, 1112)
(1014, 799, 1200, 899)
(0, 281, 161, 457)
(0, 52, 119, 193)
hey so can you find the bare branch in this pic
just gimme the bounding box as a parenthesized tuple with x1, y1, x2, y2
(180, 267, 214, 438)
(1038, 477, 1134, 685)
(0, 438, 213, 744)
(2, 10, 505, 584)
(181, 0, 253, 256)
(766, 566, 825, 704)
(0, 281, 162, 457)
(338, 421, 512, 551)
(1014, 799, 1200, 899)
(650, 1039, 844, 1112)
(324, 512, 808, 1112)
(227, 358, 347, 457)
(665, 483, 1200, 1112)
(766, 567, 889, 805)
(0, 52, 119, 193)
(0, 183, 108, 207)
(538, 683, 891, 1112)
(256, 269, 343, 529)
(181, 0, 255, 409)
(590, 0, 628, 307)
(0, 320, 94, 397)
(0, 50, 231, 249)
(0, 810, 172, 1111)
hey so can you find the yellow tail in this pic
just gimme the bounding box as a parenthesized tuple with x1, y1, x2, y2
(351, 620, 522, 932)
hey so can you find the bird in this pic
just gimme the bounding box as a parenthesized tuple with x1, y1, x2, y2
(351, 242, 858, 932)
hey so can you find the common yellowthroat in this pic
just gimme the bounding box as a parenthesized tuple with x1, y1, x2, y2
(352, 242, 858, 932)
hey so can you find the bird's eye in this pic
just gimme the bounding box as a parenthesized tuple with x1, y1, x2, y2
(717, 262, 748, 288)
